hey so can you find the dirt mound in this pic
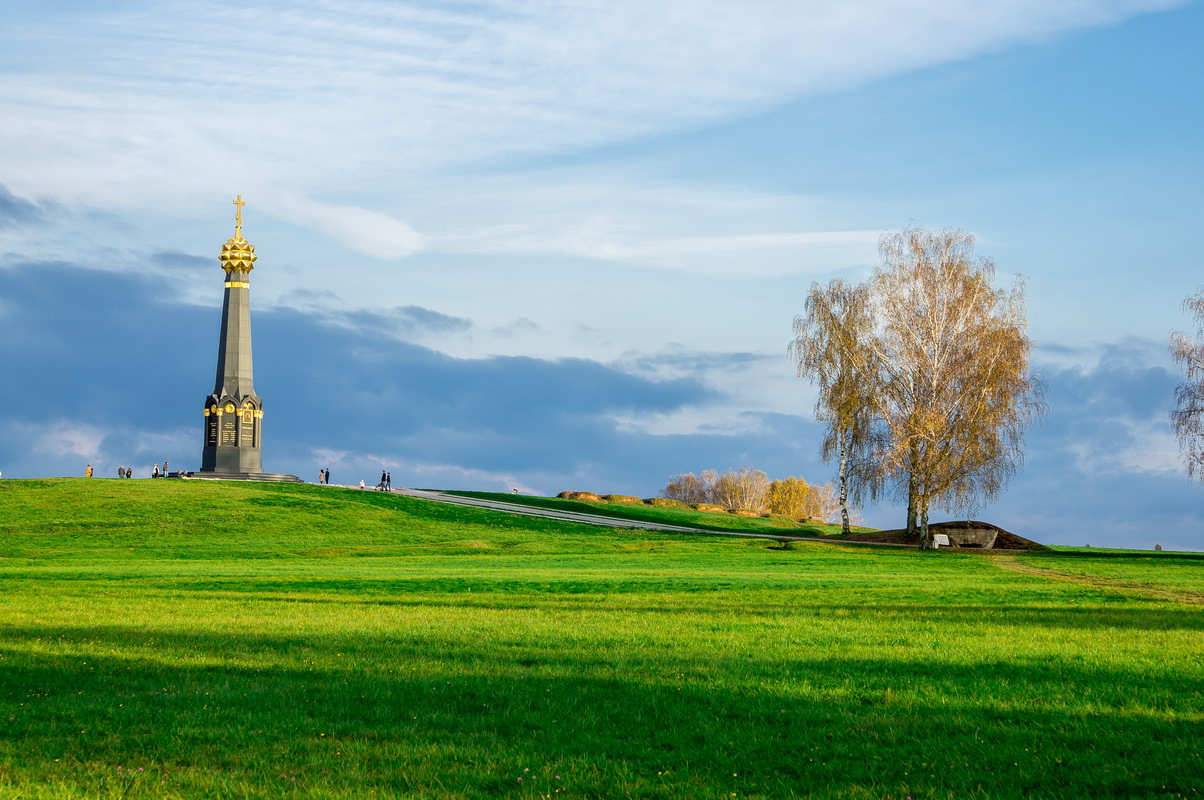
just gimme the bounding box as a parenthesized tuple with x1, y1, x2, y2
(556, 491, 602, 502)
(842, 520, 1048, 551)
(644, 497, 687, 509)
(728, 509, 761, 518)
(601, 494, 642, 504)
(691, 503, 727, 514)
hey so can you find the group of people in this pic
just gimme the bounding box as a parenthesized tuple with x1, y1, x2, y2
(318, 467, 332, 484)
(355, 471, 393, 490)
(81, 462, 172, 478)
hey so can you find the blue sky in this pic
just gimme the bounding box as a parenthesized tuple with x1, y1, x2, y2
(1, 0, 1201, 550)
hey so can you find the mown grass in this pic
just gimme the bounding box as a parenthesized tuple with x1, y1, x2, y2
(1015, 551, 1204, 598)
(0, 479, 1200, 799)
(445, 490, 854, 537)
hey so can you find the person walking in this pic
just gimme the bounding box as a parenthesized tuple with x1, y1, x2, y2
(359, 479, 365, 490)
(118, 466, 126, 478)
(85, 465, 93, 477)
(385, 472, 391, 490)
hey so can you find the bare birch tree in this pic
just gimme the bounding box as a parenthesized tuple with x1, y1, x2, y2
(804, 482, 842, 524)
(790, 278, 879, 534)
(660, 472, 709, 504)
(712, 467, 771, 512)
(865, 227, 1043, 548)
(1171, 287, 1204, 479)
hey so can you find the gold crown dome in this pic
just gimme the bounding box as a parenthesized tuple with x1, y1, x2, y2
(218, 195, 257, 274)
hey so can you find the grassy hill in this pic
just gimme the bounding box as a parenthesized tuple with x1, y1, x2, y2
(0, 479, 1201, 799)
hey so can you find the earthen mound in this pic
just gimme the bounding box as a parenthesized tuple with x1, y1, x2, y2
(601, 494, 642, 504)
(557, 491, 602, 502)
(842, 520, 1048, 551)
(644, 497, 687, 509)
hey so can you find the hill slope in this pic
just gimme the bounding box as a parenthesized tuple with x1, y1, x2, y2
(0, 479, 1201, 799)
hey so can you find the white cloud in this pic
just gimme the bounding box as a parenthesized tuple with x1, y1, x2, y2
(416, 166, 884, 275)
(273, 195, 425, 259)
(1069, 419, 1182, 477)
(31, 421, 105, 461)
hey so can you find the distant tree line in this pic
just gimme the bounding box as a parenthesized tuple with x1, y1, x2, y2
(659, 467, 844, 521)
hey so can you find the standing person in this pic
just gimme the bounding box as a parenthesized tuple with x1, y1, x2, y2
(359, 479, 365, 490)
(153, 463, 160, 478)
(85, 465, 93, 477)
(325, 468, 330, 485)
(126, 467, 132, 478)
(118, 466, 126, 478)
(318, 468, 324, 484)
(163, 461, 169, 477)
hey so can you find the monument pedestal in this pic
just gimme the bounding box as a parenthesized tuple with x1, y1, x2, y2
(191, 472, 303, 483)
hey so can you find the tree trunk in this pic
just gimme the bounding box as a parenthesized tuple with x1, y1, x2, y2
(906, 473, 917, 538)
(919, 500, 931, 550)
(838, 428, 851, 535)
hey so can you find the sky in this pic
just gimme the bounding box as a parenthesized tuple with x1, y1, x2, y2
(1, 0, 1201, 550)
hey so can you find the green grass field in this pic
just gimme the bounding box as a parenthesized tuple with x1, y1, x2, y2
(0, 479, 1200, 799)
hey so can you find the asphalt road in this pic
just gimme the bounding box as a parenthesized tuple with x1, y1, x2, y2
(388, 488, 902, 546)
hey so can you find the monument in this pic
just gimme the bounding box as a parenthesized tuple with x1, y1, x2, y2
(195, 197, 300, 482)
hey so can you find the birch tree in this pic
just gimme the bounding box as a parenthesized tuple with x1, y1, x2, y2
(659, 472, 711, 504)
(712, 467, 771, 513)
(866, 227, 1042, 548)
(790, 278, 879, 534)
(1171, 287, 1204, 479)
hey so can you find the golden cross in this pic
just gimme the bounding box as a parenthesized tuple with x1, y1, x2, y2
(233, 195, 246, 237)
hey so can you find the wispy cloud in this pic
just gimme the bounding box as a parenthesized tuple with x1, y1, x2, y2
(0, 0, 1180, 210)
(274, 195, 425, 259)
(30, 421, 105, 461)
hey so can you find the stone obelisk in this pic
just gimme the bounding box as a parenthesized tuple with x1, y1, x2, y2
(196, 196, 299, 482)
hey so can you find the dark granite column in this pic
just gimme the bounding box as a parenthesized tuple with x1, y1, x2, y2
(196, 197, 299, 482)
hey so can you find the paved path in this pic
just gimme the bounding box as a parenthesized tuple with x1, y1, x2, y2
(388, 488, 906, 547)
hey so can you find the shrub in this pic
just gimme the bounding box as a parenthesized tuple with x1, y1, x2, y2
(768, 476, 810, 518)
(644, 497, 687, 509)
